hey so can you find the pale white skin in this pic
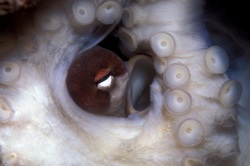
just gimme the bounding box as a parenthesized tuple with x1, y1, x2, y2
(0, 0, 249, 165)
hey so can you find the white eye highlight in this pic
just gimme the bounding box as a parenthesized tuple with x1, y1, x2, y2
(97, 75, 114, 91)
(219, 80, 242, 107)
(177, 119, 203, 146)
(97, 1, 122, 24)
(164, 89, 191, 114)
(72, 0, 96, 25)
(163, 64, 190, 87)
(150, 32, 175, 57)
(205, 46, 229, 74)
(0, 61, 20, 85)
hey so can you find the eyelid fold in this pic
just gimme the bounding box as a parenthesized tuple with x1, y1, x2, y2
(94, 69, 111, 84)
(95, 69, 115, 91)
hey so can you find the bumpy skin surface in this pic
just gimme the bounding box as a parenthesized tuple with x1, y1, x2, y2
(0, 0, 249, 165)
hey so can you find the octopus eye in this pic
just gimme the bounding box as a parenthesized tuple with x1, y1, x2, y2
(66, 46, 128, 116)
(94, 69, 114, 91)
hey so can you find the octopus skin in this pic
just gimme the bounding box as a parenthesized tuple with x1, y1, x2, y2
(0, 0, 249, 165)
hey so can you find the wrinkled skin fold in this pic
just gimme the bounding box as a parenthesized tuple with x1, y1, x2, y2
(0, 0, 249, 165)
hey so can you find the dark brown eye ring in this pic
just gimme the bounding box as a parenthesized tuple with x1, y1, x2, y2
(66, 46, 127, 115)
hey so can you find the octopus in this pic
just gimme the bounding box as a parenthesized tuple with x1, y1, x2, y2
(0, 0, 249, 165)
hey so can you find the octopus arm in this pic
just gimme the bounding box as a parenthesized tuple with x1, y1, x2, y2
(0, 0, 249, 165)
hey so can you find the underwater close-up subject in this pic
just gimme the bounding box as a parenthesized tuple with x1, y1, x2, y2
(0, 0, 249, 165)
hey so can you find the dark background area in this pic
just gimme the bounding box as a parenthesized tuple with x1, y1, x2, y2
(204, 0, 250, 38)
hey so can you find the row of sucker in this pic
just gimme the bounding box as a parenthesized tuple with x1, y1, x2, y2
(0, 0, 245, 165)
(65, 0, 122, 27)
(0, 0, 124, 165)
(120, 0, 242, 165)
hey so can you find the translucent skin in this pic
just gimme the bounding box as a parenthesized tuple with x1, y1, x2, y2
(0, 0, 249, 165)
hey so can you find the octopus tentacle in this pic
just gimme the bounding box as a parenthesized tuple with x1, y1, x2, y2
(0, 0, 248, 165)
(121, 0, 242, 165)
